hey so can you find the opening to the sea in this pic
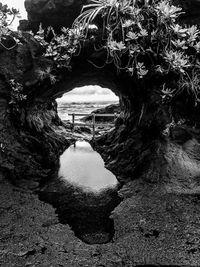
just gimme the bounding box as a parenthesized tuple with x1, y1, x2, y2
(56, 85, 119, 122)
(39, 141, 121, 244)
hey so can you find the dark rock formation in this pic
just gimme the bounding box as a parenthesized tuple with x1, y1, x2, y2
(2, 24, 200, 267)
(22, 0, 88, 32)
(81, 103, 120, 123)
(2, 0, 200, 266)
(21, 0, 200, 32)
(175, 0, 200, 24)
(0, 32, 74, 183)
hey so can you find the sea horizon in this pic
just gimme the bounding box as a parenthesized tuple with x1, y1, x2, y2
(57, 100, 119, 121)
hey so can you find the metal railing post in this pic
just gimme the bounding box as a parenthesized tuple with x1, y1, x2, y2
(72, 113, 75, 131)
(68, 113, 119, 134)
(114, 112, 117, 124)
(92, 114, 95, 138)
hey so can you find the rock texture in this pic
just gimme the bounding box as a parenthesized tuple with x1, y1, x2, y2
(22, 0, 88, 32)
(175, 0, 200, 24)
(21, 0, 200, 32)
(1, 35, 200, 264)
(0, 32, 74, 183)
(2, 144, 200, 266)
(2, 0, 200, 266)
(81, 104, 120, 123)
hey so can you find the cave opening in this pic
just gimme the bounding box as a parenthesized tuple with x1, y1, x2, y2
(56, 85, 119, 120)
(38, 84, 122, 244)
(1, 0, 200, 264)
(55, 85, 120, 137)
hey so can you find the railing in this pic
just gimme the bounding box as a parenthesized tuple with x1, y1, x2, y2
(68, 113, 118, 137)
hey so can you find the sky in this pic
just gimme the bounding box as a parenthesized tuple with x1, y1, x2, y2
(57, 86, 119, 103)
(1, 0, 27, 30)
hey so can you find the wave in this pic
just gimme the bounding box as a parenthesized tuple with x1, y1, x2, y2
(57, 101, 119, 121)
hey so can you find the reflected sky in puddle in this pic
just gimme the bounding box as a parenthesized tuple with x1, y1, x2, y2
(59, 141, 118, 191)
(40, 141, 121, 244)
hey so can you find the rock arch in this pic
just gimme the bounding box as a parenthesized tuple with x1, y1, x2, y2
(2, 0, 200, 265)
(1, 0, 200, 211)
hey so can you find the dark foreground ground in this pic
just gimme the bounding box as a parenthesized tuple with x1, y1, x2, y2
(1, 165, 200, 267)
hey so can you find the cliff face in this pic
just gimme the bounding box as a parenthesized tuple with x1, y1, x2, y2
(2, 0, 200, 266)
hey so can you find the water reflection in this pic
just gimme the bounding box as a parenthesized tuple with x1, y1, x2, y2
(59, 141, 118, 191)
(39, 141, 121, 244)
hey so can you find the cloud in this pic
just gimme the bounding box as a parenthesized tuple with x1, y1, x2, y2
(57, 86, 119, 103)
(66, 86, 115, 96)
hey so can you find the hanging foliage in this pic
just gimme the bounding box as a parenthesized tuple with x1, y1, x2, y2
(0, 3, 20, 50)
(72, 0, 200, 101)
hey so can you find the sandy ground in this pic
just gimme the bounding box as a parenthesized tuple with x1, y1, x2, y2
(1, 171, 200, 266)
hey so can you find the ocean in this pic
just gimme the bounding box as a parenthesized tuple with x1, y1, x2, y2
(57, 101, 119, 122)
(56, 85, 119, 122)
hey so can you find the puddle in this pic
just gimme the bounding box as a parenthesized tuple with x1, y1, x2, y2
(39, 141, 121, 244)
(59, 141, 118, 191)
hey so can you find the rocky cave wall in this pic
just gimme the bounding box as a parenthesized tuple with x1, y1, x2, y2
(1, 0, 200, 183)
(0, 27, 133, 183)
(0, 32, 71, 182)
(2, 1, 200, 265)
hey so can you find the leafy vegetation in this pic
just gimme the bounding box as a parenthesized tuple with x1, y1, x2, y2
(31, 0, 200, 102)
(72, 0, 200, 101)
(9, 79, 27, 104)
(0, 3, 20, 50)
(0, 5, 26, 107)
(36, 66, 57, 85)
(30, 24, 84, 85)
(33, 24, 83, 70)
(1, 0, 200, 103)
